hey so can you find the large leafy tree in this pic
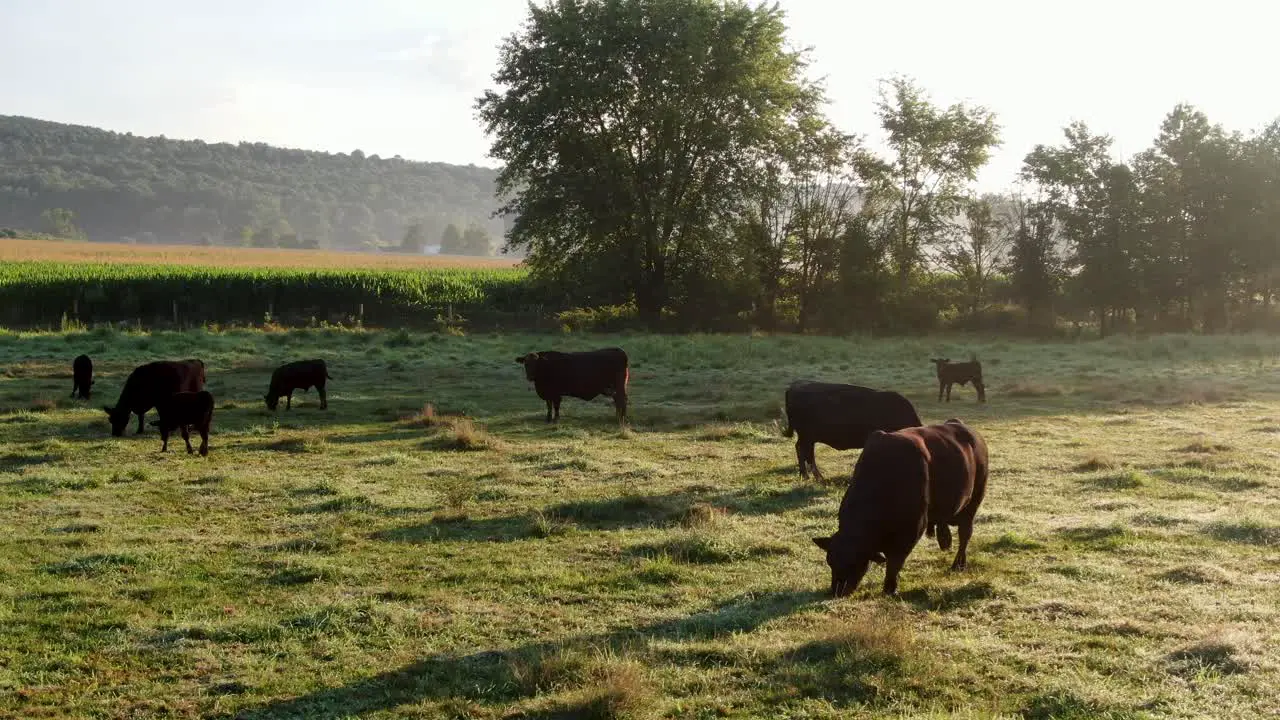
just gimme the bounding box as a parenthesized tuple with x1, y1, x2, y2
(862, 77, 1001, 291)
(1022, 122, 1137, 334)
(476, 0, 828, 324)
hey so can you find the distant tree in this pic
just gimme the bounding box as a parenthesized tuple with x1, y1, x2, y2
(477, 0, 830, 325)
(238, 225, 254, 247)
(251, 226, 277, 248)
(1023, 122, 1136, 334)
(1003, 189, 1064, 330)
(861, 77, 1001, 291)
(461, 225, 492, 256)
(41, 207, 86, 240)
(401, 221, 430, 253)
(788, 136, 861, 332)
(937, 194, 1013, 316)
(439, 223, 463, 254)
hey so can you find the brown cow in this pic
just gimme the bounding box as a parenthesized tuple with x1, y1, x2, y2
(71, 354, 93, 400)
(516, 348, 629, 424)
(930, 358, 986, 403)
(104, 359, 206, 436)
(264, 359, 332, 411)
(149, 390, 215, 456)
(782, 380, 923, 482)
(811, 419, 989, 596)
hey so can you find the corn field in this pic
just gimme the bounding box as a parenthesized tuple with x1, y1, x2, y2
(0, 261, 553, 329)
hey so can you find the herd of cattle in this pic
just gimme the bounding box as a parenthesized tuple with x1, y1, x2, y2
(64, 346, 990, 596)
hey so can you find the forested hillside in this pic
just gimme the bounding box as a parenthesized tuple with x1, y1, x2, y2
(0, 115, 509, 253)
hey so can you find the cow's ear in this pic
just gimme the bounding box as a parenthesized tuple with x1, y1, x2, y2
(812, 536, 834, 551)
(870, 552, 887, 564)
(515, 356, 525, 364)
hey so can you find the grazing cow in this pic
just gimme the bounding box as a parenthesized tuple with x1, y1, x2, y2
(71, 354, 93, 400)
(103, 359, 206, 436)
(515, 347, 629, 424)
(264, 359, 332, 411)
(811, 419, 988, 596)
(782, 380, 922, 482)
(148, 390, 215, 456)
(931, 358, 986, 403)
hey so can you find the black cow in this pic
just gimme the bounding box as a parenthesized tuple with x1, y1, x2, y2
(149, 390, 215, 456)
(931, 358, 986, 403)
(782, 380, 923, 482)
(264, 359, 331, 411)
(71, 354, 93, 400)
(515, 348, 629, 424)
(103, 359, 206, 436)
(812, 419, 989, 596)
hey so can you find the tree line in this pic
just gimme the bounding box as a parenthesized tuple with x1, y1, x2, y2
(0, 115, 508, 255)
(479, 0, 1279, 334)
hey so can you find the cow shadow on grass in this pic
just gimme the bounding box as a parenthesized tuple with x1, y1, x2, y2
(371, 485, 828, 545)
(217, 588, 824, 720)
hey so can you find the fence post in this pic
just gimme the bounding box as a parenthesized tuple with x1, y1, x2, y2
(358, 303, 364, 326)
(172, 301, 178, 327)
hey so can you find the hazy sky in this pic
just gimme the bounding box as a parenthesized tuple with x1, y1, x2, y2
(3, 0, 1276, 191)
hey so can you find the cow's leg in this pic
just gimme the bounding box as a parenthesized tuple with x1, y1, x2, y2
(945, 383, 953, 402)
(136, 411, 146, 434)
(795, 439, 809, 481)
(935, 523, 952, 550)
(318, 384, 328, 410)
(882, 552, 908, 595)
(806, 440, 823, 482)
(951, 521, 973, 571)
(181, 426, 194, 454)
(160, 427, 169, 452)
(937, 380, 944, 402)
(198, 424, 209, 457)
(552, 398, 562, 422)
(975, 379, 986, 403)
(544, 399, 553, 423)
(613, 387, 627, 425)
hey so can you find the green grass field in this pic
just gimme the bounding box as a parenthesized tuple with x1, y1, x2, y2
(1, 328, 1279, 719)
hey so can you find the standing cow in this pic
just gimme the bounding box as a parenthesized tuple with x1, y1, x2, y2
(811, 419, 989, 596)
(782, 380, 922, 482)
(71, 354, 93, 400)
(264, 359, 332, 411)
(515, 348, 629, 424)
(103, 359, 206, 436)
(149, 390, 215, 456)
(931, 358, 986, 403)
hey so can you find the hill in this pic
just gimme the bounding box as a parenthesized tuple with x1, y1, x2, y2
(0, 115, 512, 253)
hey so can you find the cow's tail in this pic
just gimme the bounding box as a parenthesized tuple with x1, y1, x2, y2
(781, 405, 794, 438)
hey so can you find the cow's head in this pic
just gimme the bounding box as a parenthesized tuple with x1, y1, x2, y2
(263, 393, 279, 411)
(515, 352, 540, 382)
(812, 534, 886, 597)
(103, 406, 130, 436)
(930, 357, 951, 368)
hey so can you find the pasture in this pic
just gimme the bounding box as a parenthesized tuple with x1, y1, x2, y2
(1, 329, 1278, 719)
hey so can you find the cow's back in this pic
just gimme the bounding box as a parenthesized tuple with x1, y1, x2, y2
(119, 360, 204, 411)
(837, 431, 930, 537)
(535, 348, 627, 398)
(270, 359, 326, 390)
(786, 381, 921, 449)
(910, 421, 986, 522)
